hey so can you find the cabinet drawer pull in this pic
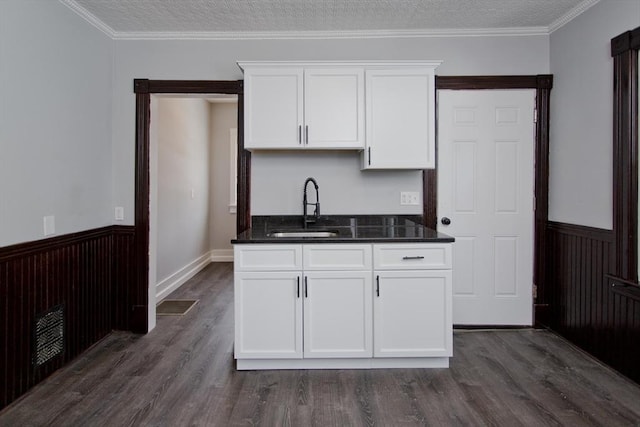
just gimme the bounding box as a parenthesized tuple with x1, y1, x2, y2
(305, 125, 309, 144)
(305, 276, 308, 298)
(402, 256, 425, 260)
(298, 125, 302, 144)
(297, 276, 300, 298)
(376, 275, 380, 297)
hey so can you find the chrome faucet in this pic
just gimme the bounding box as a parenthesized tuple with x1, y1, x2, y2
(303, 177, 320, 228)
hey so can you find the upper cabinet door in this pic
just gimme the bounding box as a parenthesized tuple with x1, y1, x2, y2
(363, 68, 436, 169)
(304, 68, 365, 149)
(244, 68, 304, 149)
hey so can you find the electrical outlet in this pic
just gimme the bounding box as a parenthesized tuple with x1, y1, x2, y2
(400, 192, 420, 205)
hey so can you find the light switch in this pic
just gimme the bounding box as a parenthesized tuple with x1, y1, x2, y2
(115, 207, 124, 221)
(43, 216, 55, 236)
(191, 188, 195, 199)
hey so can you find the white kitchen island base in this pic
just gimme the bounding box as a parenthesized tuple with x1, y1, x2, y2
(237, 357, 449, 370)
(233, 239, 453, 371)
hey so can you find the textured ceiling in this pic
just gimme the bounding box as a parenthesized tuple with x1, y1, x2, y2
(63, 0, 600, 38)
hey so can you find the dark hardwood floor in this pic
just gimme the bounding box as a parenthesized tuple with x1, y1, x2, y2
(2, 262, 640, 426)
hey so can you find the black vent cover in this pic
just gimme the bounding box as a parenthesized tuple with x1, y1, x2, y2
(33, 304, 65, 366)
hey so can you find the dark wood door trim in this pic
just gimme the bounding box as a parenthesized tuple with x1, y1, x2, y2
(133, 79, 246, 333)
(611, 27, 640, 281)
(426, 74, 553, 324)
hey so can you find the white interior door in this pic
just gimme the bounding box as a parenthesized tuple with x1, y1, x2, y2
(438, 90, 535, 326)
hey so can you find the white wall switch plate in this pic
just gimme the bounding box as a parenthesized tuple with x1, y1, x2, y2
(43, 215, 55, 236)
(115, 207, 124, 221)
(400, 192, 420, 205)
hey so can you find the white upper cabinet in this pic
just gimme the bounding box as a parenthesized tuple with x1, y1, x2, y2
(304, 68, 365, 149)
(239, 61, 441, 168)
(362, 66, 438, 169)
(241, 63, 364, 150)
(243, 67, 304, 149)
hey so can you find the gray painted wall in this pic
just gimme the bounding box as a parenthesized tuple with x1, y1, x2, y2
(0, 0, 113, 246)
(156, 98, 212, 284)
(209, 102, 238, 251)
(549, 0, 640, 229)
(252, 151, 424, 215)
(16, 0, 629, 246)
(111, 35, 550, 223)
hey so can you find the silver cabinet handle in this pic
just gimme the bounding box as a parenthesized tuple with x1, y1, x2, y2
(402, 256, 425, 260)
(305, 125, 309, 145)
(298, 125, 302, 144)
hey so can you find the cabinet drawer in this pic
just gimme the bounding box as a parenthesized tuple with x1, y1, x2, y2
(234, 245, 302, 271)
(374, 244, 451, 270)
(303, 244, 372, 270)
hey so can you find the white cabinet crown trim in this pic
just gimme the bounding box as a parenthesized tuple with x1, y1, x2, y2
(238, 60, 443, 70)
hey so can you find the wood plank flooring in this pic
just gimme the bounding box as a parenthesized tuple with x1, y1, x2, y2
(2, 262, 640, 426)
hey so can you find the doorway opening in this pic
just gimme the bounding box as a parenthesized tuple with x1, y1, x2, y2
(150, 94, 238, 312)
(133, 80, 248, 333)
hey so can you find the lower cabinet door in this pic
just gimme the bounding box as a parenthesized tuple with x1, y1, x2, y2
(374, 270, 452, 357)
(234, 272, 302, 359)
(303, 271, 373, 358)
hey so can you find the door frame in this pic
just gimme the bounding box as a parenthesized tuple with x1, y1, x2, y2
(132, 79, 248, 333)
(424, 75, 553, 326)
(610, 27, 640, 282)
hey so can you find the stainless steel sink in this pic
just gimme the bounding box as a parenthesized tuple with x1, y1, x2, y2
(268, 230, 339, 238)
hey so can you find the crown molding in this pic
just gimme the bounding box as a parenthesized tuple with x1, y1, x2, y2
(110, 27, 549, 41)
(60, 0, 117, 38)
(548, 0, 601, 34)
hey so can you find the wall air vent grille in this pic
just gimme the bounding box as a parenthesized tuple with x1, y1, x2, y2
(33, 304, 65, 366)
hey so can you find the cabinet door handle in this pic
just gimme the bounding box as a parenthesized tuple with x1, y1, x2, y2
(297, 276, 300, 298)
(376, 275, 380, 297)
(298, 125, 302, 144)
(305, 125, 309, 145)
(402, 256, 425, 260)
(304, 276, 308, 298)
(368, 147, 371, 165)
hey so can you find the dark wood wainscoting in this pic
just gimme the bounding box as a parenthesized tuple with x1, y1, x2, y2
(544, 222, 640, 383)
(0, 225, 136, 409)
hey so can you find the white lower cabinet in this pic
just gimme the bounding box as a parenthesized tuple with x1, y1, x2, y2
(234, 271, 302, 359)
(373, 243, 453, 358)
(373, 270, 452, 357)
(234, 242, 452, 369)
(304, 271, 372, 358)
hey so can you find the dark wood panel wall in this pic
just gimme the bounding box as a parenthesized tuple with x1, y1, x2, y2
(545, 222, 640, 384)
(545, 223, 615, 354)
(0, 225, 136, 409)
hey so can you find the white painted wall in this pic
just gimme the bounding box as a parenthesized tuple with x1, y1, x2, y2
(0, 0, 113, 246)
(155, 98, 212, 294)
(209, 102, 238, 254)
(549, 0, 640, 229)
(112, 35, 550, 223)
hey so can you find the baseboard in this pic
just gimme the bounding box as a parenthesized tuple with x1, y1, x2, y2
(210, 249, 233, 263)
(156, 252, 212, 301)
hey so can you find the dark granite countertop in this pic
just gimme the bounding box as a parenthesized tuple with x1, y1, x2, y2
(231, 215, 454, 244)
